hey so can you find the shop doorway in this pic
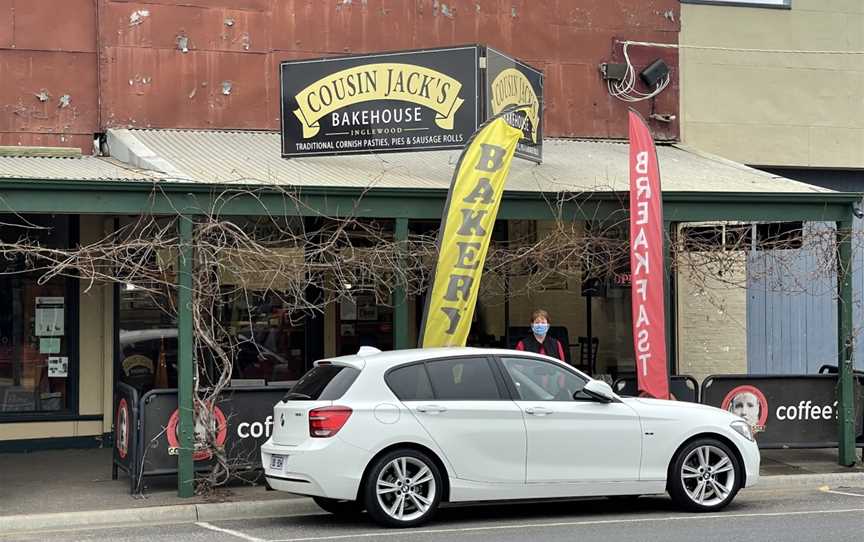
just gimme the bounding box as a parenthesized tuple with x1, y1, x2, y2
(336, 294, 393, 355)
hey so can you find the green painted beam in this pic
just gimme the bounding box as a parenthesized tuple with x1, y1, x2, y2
(0, 179, 860, 223)
(836, 217, 857, 466)
(176, 217, 195, 498)
(392, 218, 409, 350)
(664, 201, 852, 223)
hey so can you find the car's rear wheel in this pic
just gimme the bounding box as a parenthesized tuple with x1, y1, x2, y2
(669, 438, 741, 512)
(363, 448, 442, 528)
(312, 496, 363, 516)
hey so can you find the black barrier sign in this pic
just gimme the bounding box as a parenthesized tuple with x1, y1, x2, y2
(113, 383, 139, 473)
(613, 376, 700, 403)
(701, 375, 864, 449)
(484, 47, 543, 163)
(281, 46, 479, 157)
(139, 387, 288, 475)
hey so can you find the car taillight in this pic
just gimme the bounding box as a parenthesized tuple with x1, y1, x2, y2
(309, 406, 352, 438)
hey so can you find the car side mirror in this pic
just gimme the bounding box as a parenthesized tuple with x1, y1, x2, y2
(582, 380, 617, 403)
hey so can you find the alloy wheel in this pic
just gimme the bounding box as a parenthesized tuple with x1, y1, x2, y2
(375, 456, 437, 522)
(680, 445, 736, 507)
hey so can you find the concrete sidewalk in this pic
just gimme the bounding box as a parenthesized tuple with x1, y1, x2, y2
(0, 448, 289, 517)
(761, 448, 864, 477)
(0, 447, 862, 536)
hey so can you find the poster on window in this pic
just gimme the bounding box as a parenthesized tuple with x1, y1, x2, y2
(35, 297, 65, 337)
(356, 295, 378, 321)
(48, 356, 69, 378)
(340, 298, 357, 320)
(40, 337, 61, 354)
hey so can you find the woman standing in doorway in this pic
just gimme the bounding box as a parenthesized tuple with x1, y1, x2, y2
(515, 308, 566, 361)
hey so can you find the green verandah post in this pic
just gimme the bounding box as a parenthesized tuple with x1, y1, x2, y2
(664, 221, 676, 386)
(177, 215, 195, 497)
(836, 216, 857, 466)
(393, 218, 409, 350)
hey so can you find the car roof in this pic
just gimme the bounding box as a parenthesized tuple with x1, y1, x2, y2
(318, 347, 560, 370)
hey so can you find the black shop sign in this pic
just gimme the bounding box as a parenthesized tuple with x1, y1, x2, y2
(281, 46, 480, 157)
(140, 388, 285, 473)
(113, 384, 290, 492)
(280, 45, 544, 160)
(701, 375, 864, 449)
(485, 47, 543, 163)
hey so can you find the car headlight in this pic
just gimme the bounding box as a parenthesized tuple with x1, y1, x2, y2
(730, 420, 754, 441)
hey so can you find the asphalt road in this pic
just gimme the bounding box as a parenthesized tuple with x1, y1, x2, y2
(5, 485, 864, 542)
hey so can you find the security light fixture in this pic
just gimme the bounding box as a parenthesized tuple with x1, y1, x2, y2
(600, 63, 628, 82)
(640, 59, 670, 88)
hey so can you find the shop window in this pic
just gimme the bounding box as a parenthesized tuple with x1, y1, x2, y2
(118, 288, 308, 391)
(219, 290, 307, 382)
(680, 223, 802, 252)
(681, 224, 752, 252)
(0, 215, 75, 417)
(116, 216, 310, 391)
(756, 222, 803, 250)
(337, 293, 393, 356)
(117, 283, 176, 390)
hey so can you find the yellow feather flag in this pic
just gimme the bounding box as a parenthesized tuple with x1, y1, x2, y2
(419, 112, 525, 347)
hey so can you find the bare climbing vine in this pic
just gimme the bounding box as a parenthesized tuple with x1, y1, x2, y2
(0, 182, 852, 493)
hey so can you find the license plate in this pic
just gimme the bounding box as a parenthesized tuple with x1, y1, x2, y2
(270, 454, 285, 470)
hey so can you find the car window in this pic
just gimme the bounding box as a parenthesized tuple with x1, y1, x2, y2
(501, 357, 588, 402)
(284, 365, 359, 401)
(386, 363, 435, 401)
(425, 357, 501, 400)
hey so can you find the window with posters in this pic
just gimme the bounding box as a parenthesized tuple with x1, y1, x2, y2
(117, 217, 309, 392)
(0, 215, 77, 419)
(119, 286, 309, 390)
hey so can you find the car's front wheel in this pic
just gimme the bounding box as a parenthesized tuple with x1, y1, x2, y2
(669, 438, 741, 512)
(363, 448, 442, 528)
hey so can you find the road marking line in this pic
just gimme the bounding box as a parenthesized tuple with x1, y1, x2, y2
(819, 485, 864, 498)
(269, 507, 864, 542)
(197, 521, 266, 542)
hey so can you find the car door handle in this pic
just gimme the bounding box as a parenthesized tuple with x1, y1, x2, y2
(525, 406, 553, 416)
(416, 404, 448, 414)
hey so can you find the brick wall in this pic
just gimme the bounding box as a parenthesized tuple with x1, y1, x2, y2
(676, 250, 748, 385)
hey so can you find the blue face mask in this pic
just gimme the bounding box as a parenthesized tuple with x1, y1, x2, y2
(531, 323, 549, 336)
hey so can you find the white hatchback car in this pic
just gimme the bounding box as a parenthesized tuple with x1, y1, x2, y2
(261, 347, 759, 527)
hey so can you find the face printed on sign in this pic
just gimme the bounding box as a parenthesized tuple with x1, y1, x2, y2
(730, 392, 760, 426)
(166, 405, 228, 461)
(721, 385, 768, 434)
(116, 398, 129, 459)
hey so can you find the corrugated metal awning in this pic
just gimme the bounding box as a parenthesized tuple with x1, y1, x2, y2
(105, 128, 833, 195)
(0, 154, 165, 183)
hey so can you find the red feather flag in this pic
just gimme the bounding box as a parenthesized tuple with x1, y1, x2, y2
(629, 110, 670, 400)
